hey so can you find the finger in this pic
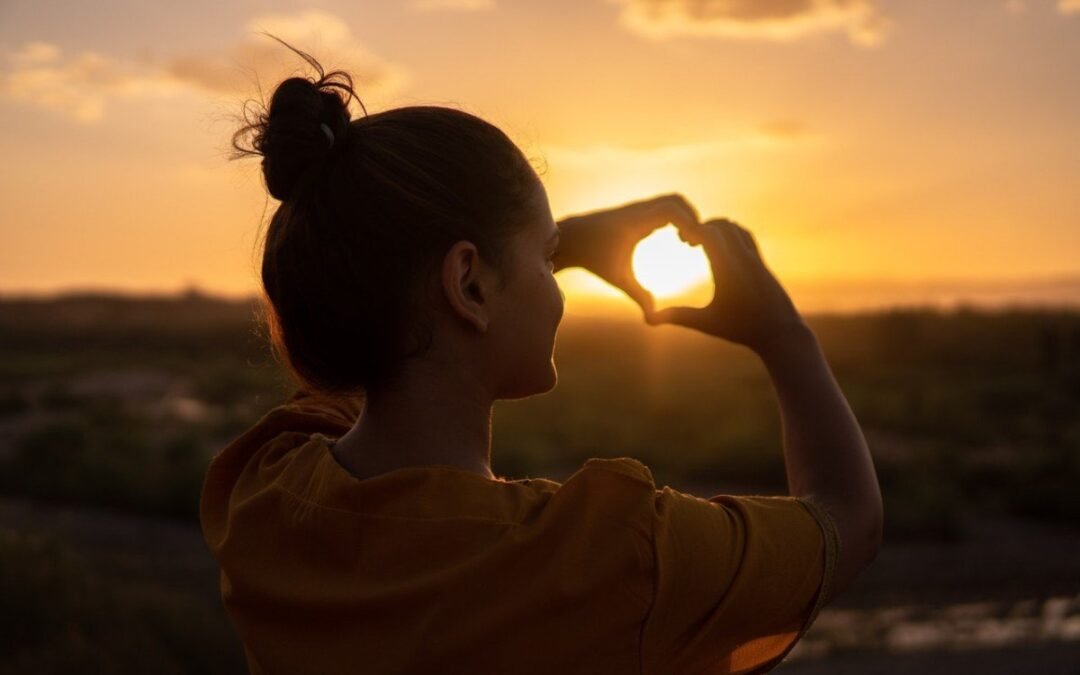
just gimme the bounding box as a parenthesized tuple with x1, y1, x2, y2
(728, 220, 761, 257)
(699, 219, 749, 277)
(709, 218, 760, 264)
(627, 193, 703, 240)
(656, 193, 703, 240)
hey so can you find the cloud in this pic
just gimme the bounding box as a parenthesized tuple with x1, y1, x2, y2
(0, 10, 409, 123)
(1060, 0, 1080, 14)
(12, 42, 62, 65)
(545, 123, 817, 167)
(408, 0, 496, 11)
(545, 139, 733, 169)
(756, 118, 812, 141)
(0, 43, 186, 123)
(1003, 0, 1027, 14)
(607, 0, 891, 47)
(159, 10, 410, 99)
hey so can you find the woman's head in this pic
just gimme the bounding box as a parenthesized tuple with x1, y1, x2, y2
(233, 38, 563, 401)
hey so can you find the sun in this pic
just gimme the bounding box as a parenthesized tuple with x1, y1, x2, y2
(631, 225, 712, 300)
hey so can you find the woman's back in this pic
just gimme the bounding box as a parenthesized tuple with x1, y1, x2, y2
(200, 389, 837, 675)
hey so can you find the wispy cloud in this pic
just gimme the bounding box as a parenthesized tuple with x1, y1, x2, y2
(606, 0, 891, 47)
(755, 119, 813, 142)
(158, 10, 410, 98)
(0, 41, 186, 123)
(0, 10, 409, 123)
(408, 0, 496, 11)
(545, 123, 819, 167)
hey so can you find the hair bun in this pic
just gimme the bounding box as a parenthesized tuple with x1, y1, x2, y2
(230, 37, 363, 201)
(256, 77, 352, 201)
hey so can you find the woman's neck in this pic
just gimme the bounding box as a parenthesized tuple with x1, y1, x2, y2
(330, 363, 496, 480)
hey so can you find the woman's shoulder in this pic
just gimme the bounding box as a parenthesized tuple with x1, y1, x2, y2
(575, 456, 655, 485)
(535, 457, 660, 530)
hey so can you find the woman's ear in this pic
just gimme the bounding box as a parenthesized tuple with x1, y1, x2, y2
(441, 240, 490, 332)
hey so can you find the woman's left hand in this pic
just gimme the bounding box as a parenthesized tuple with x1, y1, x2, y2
(555, 193, 703, 319)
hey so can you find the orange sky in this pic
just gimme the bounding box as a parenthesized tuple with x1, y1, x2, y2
(1, 0, 1078, 314)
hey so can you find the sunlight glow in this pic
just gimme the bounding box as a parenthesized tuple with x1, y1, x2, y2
(631, 225, 712, 299)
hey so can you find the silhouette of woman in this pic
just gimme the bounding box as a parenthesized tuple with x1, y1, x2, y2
(200, 36, 882, 675)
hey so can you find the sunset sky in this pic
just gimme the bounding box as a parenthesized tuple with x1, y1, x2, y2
(1, 0, 1078, 314)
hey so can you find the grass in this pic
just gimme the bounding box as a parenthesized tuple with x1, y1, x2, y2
(0, 527, 245, 675)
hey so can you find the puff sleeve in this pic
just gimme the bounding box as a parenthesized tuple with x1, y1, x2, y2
(640, 487, 839, 675)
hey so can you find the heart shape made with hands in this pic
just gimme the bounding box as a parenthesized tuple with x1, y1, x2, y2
(630, 224, 714, 309)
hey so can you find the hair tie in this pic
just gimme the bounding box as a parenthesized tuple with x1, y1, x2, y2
(320, 122, 335, 148)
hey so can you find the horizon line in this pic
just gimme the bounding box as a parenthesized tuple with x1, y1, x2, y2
(3, 272, 1080, 301)
(2, 274, 1080, 317)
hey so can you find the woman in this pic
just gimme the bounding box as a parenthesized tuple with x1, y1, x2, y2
(201, 38, 883, 675)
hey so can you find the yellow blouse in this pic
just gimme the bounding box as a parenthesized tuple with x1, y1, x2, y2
(200, 389, 838, 674)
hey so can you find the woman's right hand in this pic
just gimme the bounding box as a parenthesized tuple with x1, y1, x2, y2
(646, 218, 807, 354)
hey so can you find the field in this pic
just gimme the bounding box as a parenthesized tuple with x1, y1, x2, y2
(0, 291, 1078, 673)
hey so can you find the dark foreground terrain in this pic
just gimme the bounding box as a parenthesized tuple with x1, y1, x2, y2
(1, 291, 1078, 673)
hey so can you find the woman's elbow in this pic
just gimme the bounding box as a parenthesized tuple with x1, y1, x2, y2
(822, 495, 884, 601)
(858, 503, 884, 569)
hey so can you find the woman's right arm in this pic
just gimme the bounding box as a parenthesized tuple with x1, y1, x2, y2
(754, 320, 883, 600)
(648, 217, 883, 602)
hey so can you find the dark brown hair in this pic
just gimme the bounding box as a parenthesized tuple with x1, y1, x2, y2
(232, 36, 541, 398)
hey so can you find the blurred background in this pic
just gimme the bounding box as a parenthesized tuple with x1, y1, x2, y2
(1, 1, 1078, 672)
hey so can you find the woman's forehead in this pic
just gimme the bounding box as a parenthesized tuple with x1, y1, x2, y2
(526, 182, 556, 236)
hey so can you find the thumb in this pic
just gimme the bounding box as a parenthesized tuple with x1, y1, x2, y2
(645, 305, 701, 329)
(622, 282, 655, 320)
